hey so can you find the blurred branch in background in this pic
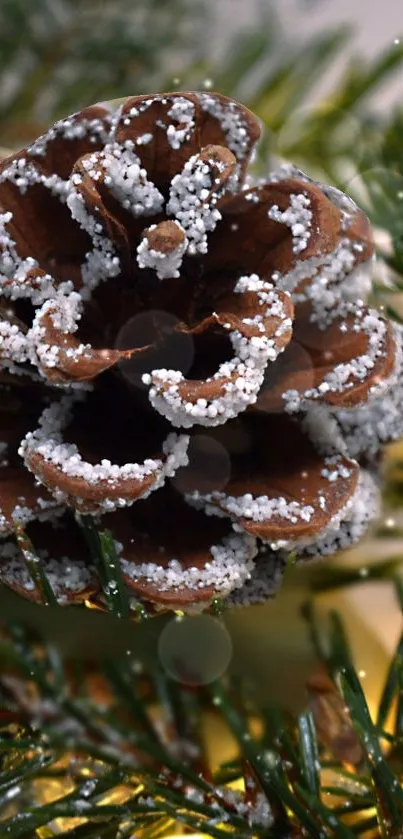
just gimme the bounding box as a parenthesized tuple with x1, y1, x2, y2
(0, 0, 208, 146)
(1, 0, 403, 195)
(199, 22, 403, 189)
(2, 2, 403, 339)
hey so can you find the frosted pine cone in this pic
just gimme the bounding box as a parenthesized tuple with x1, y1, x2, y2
(0, 92, 401, 612)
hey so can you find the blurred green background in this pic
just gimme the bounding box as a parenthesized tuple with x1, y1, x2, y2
(1, 0, 403, 706)
(1, 0, 403, 184)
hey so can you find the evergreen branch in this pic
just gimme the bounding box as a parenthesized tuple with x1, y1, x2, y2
(377, 617, 403, 732)
(1, 0, 403, 201)
(298, 711, 320, 797)
(2, 595, 403, 837)
(14, 524, 58, 608)
(79, 517, 131, 620)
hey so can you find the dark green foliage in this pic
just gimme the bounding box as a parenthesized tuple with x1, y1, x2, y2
(0, 0, 207, 145)
(2, 588, 403, 837)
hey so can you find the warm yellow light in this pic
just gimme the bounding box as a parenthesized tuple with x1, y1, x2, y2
(84, 598, 104, 611)
(34, 775, 143, 837)
(98, 783, 143, 805)
(164, 835, 209, 838)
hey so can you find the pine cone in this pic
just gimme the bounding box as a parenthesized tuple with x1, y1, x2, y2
(0, 92, 401, 613)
